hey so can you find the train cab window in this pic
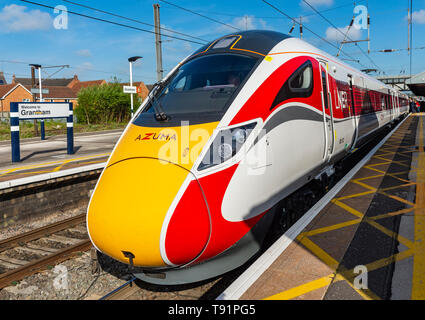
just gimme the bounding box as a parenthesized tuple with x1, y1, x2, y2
(270, 60, 313, 110)
(289, 62, 313, 91)
(139, 53, 258, 117)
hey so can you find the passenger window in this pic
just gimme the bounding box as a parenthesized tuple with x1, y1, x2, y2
(290, 63, 313, 90)
(270, 60, 314, 110)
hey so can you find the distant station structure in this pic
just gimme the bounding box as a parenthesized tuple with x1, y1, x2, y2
(376, 74, 412, 92)
(376, 73, 425, 110)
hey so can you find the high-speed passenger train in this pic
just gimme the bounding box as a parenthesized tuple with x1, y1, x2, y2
(87, 30, 409, 284)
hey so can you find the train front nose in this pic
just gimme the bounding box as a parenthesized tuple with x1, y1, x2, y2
(87, 157, 194, 267)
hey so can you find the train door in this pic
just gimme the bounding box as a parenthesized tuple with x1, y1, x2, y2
(395, 92, 400, 118)
(319, 61, 335, 161)
(348, 74, 358, 150)
(390, 90, 395, 121)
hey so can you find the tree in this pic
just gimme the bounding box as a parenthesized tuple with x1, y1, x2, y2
(75, 80, 141, 124)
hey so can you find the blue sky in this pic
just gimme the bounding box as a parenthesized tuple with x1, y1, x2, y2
(0, 0, 424, 85)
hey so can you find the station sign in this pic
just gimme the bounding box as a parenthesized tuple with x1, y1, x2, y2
(123, 86, 137, 94)
(17, 103, 69, 119)
(10, 102, 74, 163)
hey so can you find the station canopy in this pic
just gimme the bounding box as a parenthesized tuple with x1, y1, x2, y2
(406, 70, 425, 97)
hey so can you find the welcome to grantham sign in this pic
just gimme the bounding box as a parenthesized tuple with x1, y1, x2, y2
(18, 103, 70, 119)
(10, 102, 74, 162)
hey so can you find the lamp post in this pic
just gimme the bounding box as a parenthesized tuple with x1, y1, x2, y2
(128, 56, 143, 118)
(29, 64, 45, 140)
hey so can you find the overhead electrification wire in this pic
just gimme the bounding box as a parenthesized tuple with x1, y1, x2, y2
(301, 0, 384, 73)
(61, 0, 209, 43)
(19, 0, 206, 45)
(185, 0, 366, 20)
(259, 0, 366, 68)
(371, 46, 425, 53)
(158, 0, 242, 32)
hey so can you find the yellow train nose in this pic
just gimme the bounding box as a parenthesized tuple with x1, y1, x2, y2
(87, 157, 190, 267)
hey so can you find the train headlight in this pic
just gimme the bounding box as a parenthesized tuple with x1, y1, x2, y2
(233, 128, 247, 144)
(198, 122, 256, 171)
(217, 142, 233, 161)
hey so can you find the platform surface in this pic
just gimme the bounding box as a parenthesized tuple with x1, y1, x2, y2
(239, 113, 425, 300)
(0, 130, 122, 182)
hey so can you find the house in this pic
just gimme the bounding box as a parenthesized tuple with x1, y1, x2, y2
(0, 83, 77, 119)
(12, 74, 76, 87)
(68, 79, 107, 95)
(0, 83, 33, 118)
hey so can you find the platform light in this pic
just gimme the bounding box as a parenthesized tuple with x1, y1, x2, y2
(128, 56, 143, 118)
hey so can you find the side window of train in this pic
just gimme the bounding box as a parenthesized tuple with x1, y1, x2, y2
(270, 60, 314, 110)
(321, 70, 328, 109)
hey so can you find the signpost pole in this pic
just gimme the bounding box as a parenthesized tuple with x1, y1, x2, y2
(37, 66, 46, 141)
(129, 61, 134, 118)
(67, 103, 74, 155)
(10, 103, 20, 163)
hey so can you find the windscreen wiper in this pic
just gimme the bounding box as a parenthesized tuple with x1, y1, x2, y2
(150, 81, 169, 122)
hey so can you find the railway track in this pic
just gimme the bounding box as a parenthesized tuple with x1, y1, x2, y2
(0, 213, 92, 289)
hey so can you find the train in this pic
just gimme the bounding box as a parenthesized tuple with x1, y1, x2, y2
(87, 30, 409, 285)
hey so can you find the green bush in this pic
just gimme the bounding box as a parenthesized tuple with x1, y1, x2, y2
(75, 80, 141, 124)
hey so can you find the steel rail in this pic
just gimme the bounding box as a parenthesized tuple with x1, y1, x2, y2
(0, 239, 92, 289)
(0, 213, 86, 253)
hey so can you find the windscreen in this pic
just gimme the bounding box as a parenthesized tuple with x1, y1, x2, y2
(140, 54, 258, 117)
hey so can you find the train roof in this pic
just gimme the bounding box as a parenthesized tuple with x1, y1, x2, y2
(190, 30, 292, 58)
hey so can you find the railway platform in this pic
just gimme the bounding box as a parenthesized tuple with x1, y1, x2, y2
(0, 130, 121, 182)
(221, 113, 425, 300)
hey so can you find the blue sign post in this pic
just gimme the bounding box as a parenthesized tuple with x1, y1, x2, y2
(10, 102, 74, 163)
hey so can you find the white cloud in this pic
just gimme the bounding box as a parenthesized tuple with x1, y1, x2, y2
(75, 49, 92, 57)
(218, 15, 270, 32)
(0, 4, 52, 32)
(412, 9, 425, 24)
(325, 25, 362, 42)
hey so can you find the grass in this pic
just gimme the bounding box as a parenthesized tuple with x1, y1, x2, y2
(0, 119, 127, 141)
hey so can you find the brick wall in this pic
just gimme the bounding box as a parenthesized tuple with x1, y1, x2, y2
(0, 170, 101, 228)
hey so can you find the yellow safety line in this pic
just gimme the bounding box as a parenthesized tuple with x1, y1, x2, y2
(264, 274, 335, 300)
(365, 218, 414, 249)
(331, 199, 364, 219)
(412, 115, 425, 299)
(296, 236, 340, 269)
(381, 182, 417, 192)
(335, 190, 376, 200)
(0, 153, 110, 174)
(302, 219, 362, 237)
(370, 207, 415, 221)
(378, 191, 416, 207)
(350, 179, 379, 191)
(332, 199, 414, 248)
(333, 273, 380, 300)
(51, 159, 76, 172)
(354, 174, 385, 181)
